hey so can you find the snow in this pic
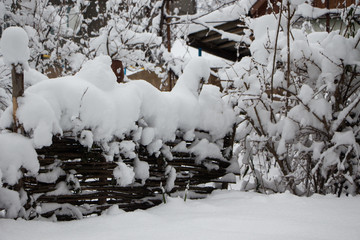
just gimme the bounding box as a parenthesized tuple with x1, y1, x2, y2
(0, 50, 235, 219)
(79, 130, 94, 150)
(161, 145, 173, 160)
(118, 141, 137, 159)
(298, 84, 314, 104)
(188, 0, 256, 34)
(182, 130, 195, 141)
(36, 167, 66, 184)
(190, 139, 224, 163)
(89, 16, 162, 71)
(46, 182, 71, 196)
(171, 39, 232, 68)
(249, 14, 279, 65)
(0, 3, 5, 20)
(75, 55, 117, 91)
(0, 56, 235, 148)
(15, 93, 63, 148)
(309, 98, 332, 119)
(296, 3, 360, 19)
(1, 0, 358, 229)
(0, 191, 359, 240)
(0, 133, 39, 185)
(24, 68, 49, 86)
(147, 139, 163, 156)
(332, 131, 358, 147)
(165, 166, 176, 192)
(172, 141, 188, 153)
(0, 188, 21, 219)
(0, 27, 30, 70)
(113, 162, 135, 187)
(133, 158, 149, 184)
(0, 133, 39, 218)
(199, 85, 235, 138)
(141, 127, 155, 146)
(172, 57, 210, 96)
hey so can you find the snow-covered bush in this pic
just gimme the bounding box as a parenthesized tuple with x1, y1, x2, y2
(0, 56, 234, 146)
(89, 0, 192, 88)
(0, 133, 39, 218)
(231, 2, 360, 196)
(88, 0, 168, 83)
(0, 0, 87, 115)
(0, 0, 192, 108)
(0, 55, 236, 218)
(0, 0, 86, 75)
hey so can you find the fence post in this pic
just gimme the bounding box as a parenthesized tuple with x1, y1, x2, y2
(0, 27, 29, 133)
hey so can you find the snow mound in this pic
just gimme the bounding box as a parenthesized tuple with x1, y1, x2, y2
(0, 133, 39, 185)
(0, 133, 39, 218)
(0, 56, 235, 148)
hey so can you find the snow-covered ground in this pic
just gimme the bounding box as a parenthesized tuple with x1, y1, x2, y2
(1, 191, 359, 240)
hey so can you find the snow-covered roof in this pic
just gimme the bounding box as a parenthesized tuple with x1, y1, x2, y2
(185, 1, 256, 62)
(296, 2, 360, 19)
(188, 0, 256, 34)
(171, 39, 233, 68)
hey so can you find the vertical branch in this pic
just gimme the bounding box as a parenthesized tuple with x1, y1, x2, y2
(326, 0, 330, 33)
(285, 0, 292, 116)
(11, 64, 24, 132)
(305, 154, 311, 196)
(270, 0, 283, 101)
(166, 0, 173, 91)
(158, 0, 166, 38)
(166, 0, 172, 53)
(106, 26, 113, 56)
(286, 0, 291, 89)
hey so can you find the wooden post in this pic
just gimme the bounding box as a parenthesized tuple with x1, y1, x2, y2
(98, 154, 107, 205)
(111, 59, 124, 83)
(11, 64, 24, 132)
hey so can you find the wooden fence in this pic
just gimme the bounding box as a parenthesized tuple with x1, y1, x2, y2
(17, 130, 236, 221)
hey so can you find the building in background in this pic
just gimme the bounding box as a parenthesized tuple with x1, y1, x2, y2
(187, 0, 359, 62)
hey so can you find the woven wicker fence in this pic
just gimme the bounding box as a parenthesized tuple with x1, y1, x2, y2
(14, 129, 236, 221)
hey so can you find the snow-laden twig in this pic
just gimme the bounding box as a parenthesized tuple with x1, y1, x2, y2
(332, 93, 360, 132)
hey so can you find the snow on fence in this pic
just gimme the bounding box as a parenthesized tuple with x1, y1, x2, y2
(18, 130, 236, 221)
(0, 28, 237, 220)
(1, 131, 236, 220)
